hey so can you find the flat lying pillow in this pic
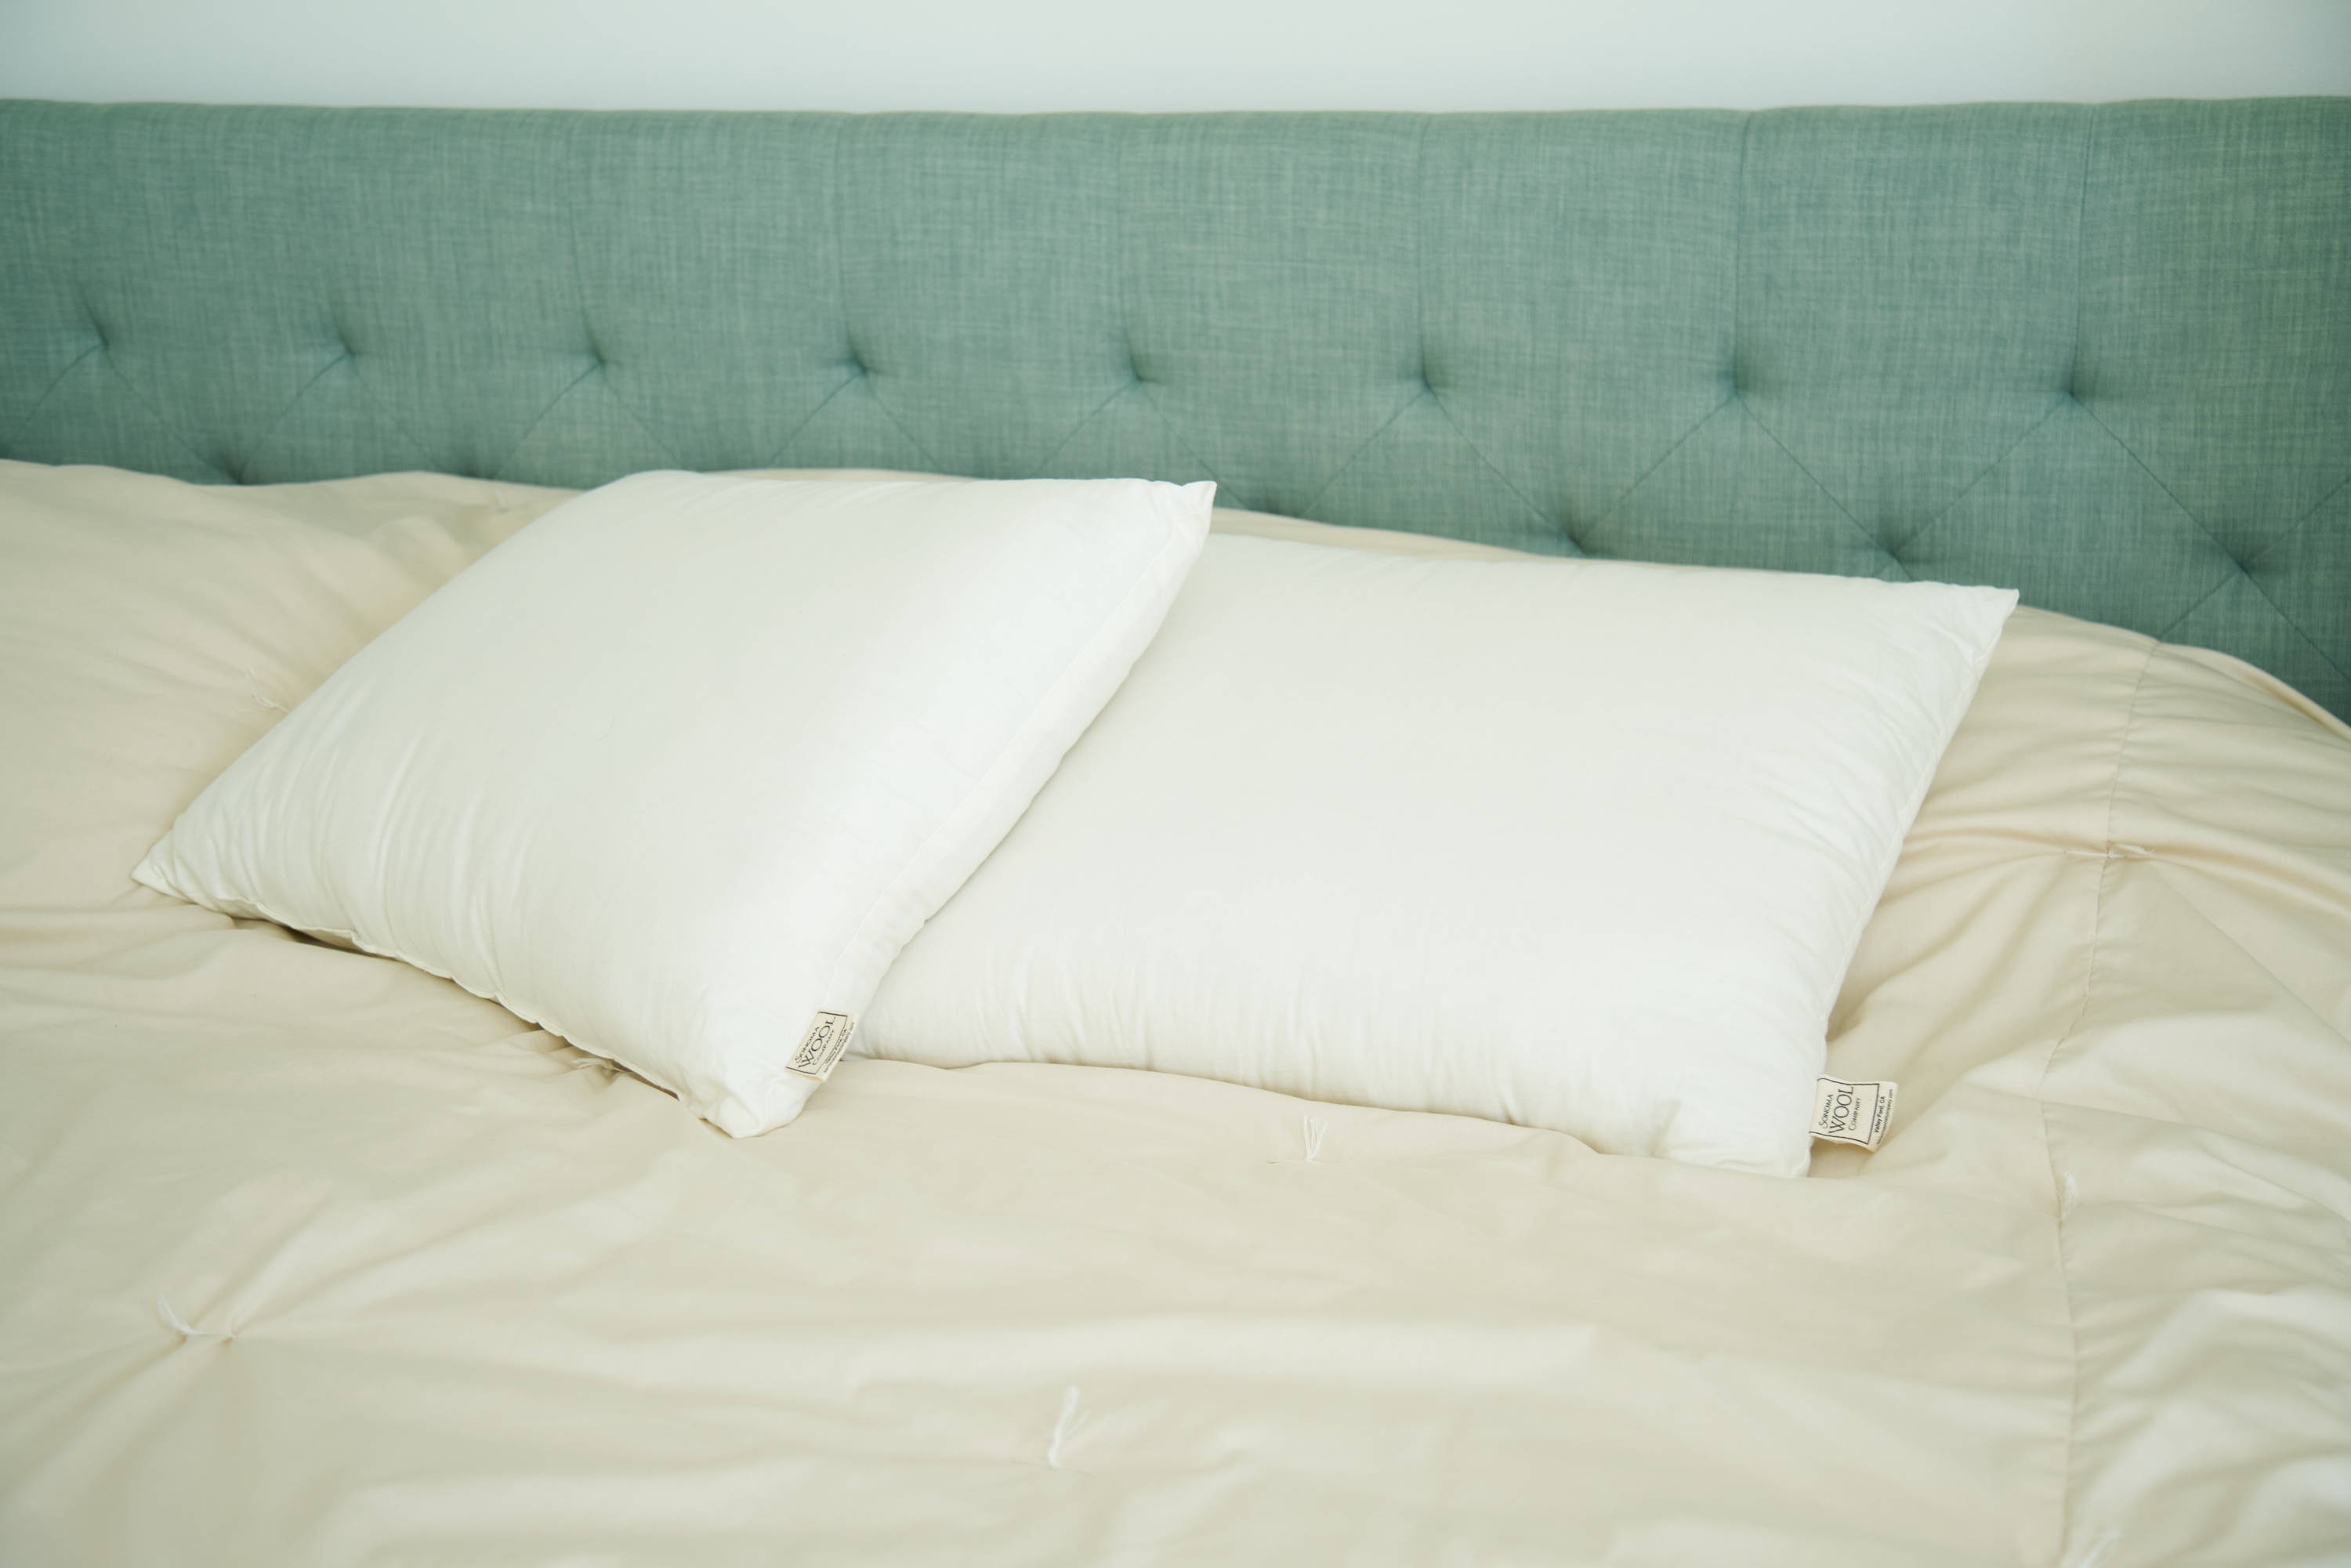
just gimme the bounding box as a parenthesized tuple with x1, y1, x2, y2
(137, 472, 1213, 1135)
(864, 535, 2016, 1175)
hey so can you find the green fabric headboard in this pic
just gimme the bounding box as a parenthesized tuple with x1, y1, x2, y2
(3, 100, 2346, 712)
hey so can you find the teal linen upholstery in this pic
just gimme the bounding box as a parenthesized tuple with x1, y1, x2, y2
(2, 100, 2345, 712)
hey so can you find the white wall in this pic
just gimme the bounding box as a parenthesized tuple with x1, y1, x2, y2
(2, 0, 2346, 111)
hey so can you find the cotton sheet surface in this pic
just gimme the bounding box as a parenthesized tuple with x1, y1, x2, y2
(2, 462, 2348, 1566)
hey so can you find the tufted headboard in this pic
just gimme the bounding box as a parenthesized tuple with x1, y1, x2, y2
(2, 100, 2346, 712)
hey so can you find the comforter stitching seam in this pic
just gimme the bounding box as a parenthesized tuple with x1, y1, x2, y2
(2034, 637, 2157, 1567)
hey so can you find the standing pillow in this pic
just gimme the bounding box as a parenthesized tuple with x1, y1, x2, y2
(864, 534, 2016, 1175)
(136, 472, 1212, 1135)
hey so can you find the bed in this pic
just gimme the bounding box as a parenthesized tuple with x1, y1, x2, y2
(2, 100, 2348, 1566)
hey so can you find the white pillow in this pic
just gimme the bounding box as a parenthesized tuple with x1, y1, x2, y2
(136, 472, 1212, 1135)
(865, 535, 2015, 1175)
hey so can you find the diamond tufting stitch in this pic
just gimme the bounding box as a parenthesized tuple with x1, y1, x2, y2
(0, 100, 2342, 712)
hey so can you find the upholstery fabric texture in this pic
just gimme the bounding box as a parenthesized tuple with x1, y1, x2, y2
(0, 99, 2344, 713)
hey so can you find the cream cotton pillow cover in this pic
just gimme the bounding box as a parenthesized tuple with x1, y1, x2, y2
(865, 534, 2016, 1175)
(136, 472, 1213, 1135)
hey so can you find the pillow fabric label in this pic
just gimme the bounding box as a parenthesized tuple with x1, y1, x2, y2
(787, 1012, 857, 1081)
(1810, 1077, 1896, 1150)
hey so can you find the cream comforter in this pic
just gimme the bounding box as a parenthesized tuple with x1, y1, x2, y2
(2, 462, 2348, 1566)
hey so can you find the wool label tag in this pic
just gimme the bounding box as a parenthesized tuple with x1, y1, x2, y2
(1810, 1077, 1896, 1150)
(786, 1012, 857, 1081)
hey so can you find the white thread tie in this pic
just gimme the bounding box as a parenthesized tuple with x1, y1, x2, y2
(1044, 1385, 1081, 1468)
(156, 1293, 222, 1341)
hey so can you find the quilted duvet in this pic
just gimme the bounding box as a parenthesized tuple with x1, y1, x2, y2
(2, 462, 2348, 1565)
